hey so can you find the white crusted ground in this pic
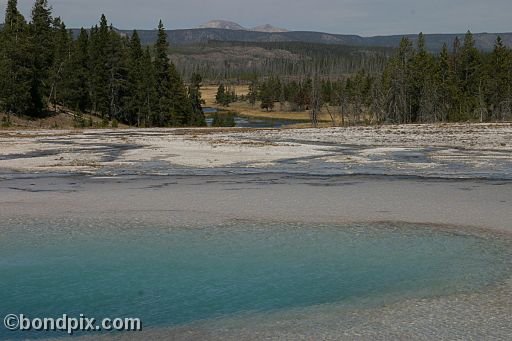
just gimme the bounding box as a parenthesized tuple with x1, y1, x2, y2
(0, 123, 511, 177)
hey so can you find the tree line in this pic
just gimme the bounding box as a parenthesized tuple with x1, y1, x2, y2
(0, 0, 206, 127)
(171, 41, 391, 82)
(241, 32, 512, 124)
(376, 32, 512, 123)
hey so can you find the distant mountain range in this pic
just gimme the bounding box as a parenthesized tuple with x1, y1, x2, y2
(2, 19, 510, 51)
(124, 28, 512, 52)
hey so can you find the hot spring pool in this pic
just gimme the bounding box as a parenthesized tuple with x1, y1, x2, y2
(0, 219, 510, 339)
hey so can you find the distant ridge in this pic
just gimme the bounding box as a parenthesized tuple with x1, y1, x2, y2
(2, 19, 510, 51)
(38, 23, 504, 52)
(121, 28, 512, 52)
(2, 19, 511, 51)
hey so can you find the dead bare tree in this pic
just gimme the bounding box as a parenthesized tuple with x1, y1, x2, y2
(475, 82, 488, 123)
(323, 104, 336, 127)
(310, 77, 321, 127)
(338, 89, 348, 126)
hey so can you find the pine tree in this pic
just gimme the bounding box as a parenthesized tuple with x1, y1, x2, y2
(437, 43, 454, 121)
(126, 30, 145, 126)
(89, 15, 110, 117)
(0, 26, 6, 115)
(247, 80, 258, 106)
(310, 76, 321, 127)
(279, 83, 286, 110)
(29, 0, 54, 116)
(66, 28, 91, 112)
(382, 37, 414, 123)
(486, 37, 512, 121)
(411, 33, 437, 122)
(1, 0, 32, 115)
(150, 20, 193, 126)
(459, 31, 482, 119)
(105, 26, 129, 121)
(259, 82, 274, 111)
(216, 84, 224, 105)
(153, 20, 174, 126)
(140, 47, 156, 127)
(48, 17, 72, 110)
(168, 61, 191, 126)
(188, 73, 206, 126)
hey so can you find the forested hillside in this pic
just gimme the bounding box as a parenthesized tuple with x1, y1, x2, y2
(170, 41, 392, 82)
(0, 0, 205, 127)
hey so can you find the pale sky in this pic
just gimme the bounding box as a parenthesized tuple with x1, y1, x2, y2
(1, 0, 511, 36)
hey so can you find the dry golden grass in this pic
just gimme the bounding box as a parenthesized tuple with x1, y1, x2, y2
(202, 85, 332, 122)
(202, 85, 249, 106)
(231, 102, 333, 122)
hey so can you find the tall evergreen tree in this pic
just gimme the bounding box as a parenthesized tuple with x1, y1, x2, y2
(105, 26, 129, 121)
(29, 0, 54, 115)
(188, 73, 206, 126)
(259, 82, 275, 111)
(89, 15, 110, 117)
(437, 43, 454, 121)
(215, 84, 227, 106)
(247, 79, 258, 106)
(140, 47, 157, 126)
(486, 37, 512, 121)
(410, 33, 437, 122)
(126, 30, 145, 126)
(168, 61, 192, 125)
(383, 37, 414, 123)
(153, 20, 174, 126)
(459, 31, 482, 119)
(48, 17, 72, 110)
(66, 28, 91, 112)
(151, 21, 193, 126)
(1, 0, 32, 115)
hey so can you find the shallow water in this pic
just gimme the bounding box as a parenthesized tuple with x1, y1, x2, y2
(0, 219, 511, 339)
(205, 114, 305, 128)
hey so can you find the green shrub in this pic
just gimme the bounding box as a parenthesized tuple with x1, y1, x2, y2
(212, 112, 236, 127)
(73, 113, 86, 128)
(101, 118, 109, 128)
(1, 115, 12, 128)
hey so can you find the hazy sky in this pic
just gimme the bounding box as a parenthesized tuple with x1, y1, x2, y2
(1, 0, 511, 36)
